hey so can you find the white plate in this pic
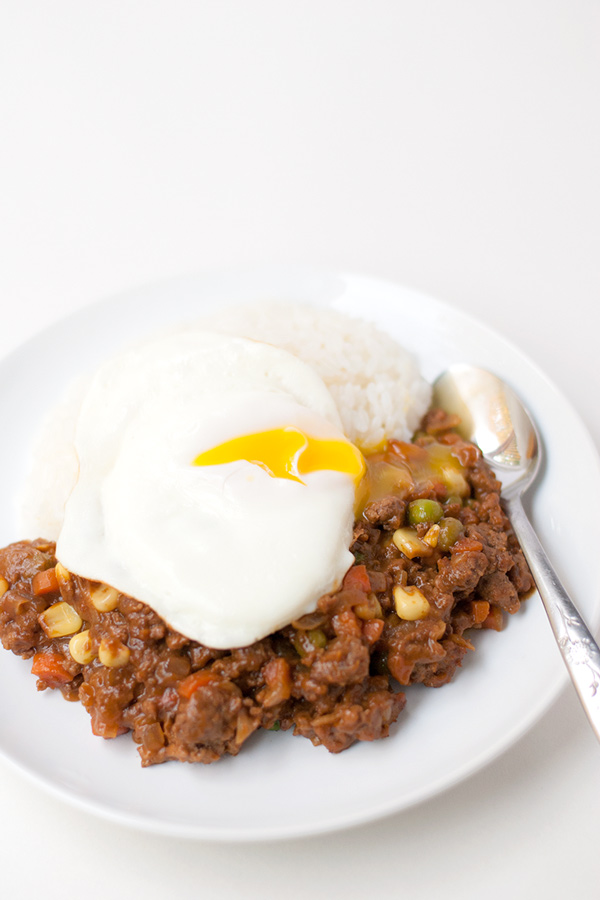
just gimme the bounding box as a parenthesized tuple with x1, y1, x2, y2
(1, 268, 599, 841)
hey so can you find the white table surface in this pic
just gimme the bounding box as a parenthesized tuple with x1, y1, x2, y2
(1, 2, 599, 897)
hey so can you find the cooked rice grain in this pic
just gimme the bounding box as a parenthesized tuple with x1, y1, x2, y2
(204, 302, 431, 449)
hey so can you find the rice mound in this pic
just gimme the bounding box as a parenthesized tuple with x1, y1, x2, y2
(20, 302, 431, 541)
(204, 302, 431, 450)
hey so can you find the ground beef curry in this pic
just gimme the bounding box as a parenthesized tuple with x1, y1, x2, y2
(0, 411, 533, 765)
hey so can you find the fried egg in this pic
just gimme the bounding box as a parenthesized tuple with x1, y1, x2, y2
(56, 331, 364, 649)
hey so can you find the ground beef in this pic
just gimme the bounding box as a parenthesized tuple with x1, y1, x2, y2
(363, 497, 407, 531)
(0, 411, 533, 766)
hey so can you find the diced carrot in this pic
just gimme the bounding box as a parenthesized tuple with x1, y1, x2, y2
(452, 536, 484, 554)
(471, 600, 490, 625)
(481, 606, 504, 632)
(32, 569, 59, 596)
(31, 652, 72, 685)
(363, 618, 384, 645)
(343, 565, 371, 593)
(178, 669, 219, 699)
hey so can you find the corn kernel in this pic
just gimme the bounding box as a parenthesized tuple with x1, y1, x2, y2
(354, 595, 383, 620)
(69, 629, 95, 665)
(98, 639, 130, 668)
(90, 584, 120, 612)
(440, 465, 470, 498)
(423, 524, 441, 548)
(39, 601, 83, 638)
(0, 576, 8, 599)
(393, 585, 430, 621)
(392, 527, 431, 559)
(54, 563, 71, 583)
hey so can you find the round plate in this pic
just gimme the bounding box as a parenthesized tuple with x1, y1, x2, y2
(1, 268, 599, 841)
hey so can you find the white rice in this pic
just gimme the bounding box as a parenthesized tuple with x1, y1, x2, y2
(204, 302, 431, 450)
(19, 302, 431, 541)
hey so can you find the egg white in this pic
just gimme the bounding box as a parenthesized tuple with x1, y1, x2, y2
(56, 331, 356, 648)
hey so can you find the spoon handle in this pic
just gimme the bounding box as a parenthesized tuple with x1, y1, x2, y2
(505, 495, 600, 742)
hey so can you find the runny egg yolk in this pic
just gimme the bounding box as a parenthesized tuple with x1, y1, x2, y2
(193, 427, 365, 486)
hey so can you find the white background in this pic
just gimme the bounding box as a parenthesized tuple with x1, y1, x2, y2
(1, 1, 599, 898)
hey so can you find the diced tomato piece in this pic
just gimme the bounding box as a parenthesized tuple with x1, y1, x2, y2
(31, 652, 72, 685)
(343, 565, 371, 592)
(32, 569, 59, 596)
(363, 618, 384, 645)
(178, 669, 219, 699)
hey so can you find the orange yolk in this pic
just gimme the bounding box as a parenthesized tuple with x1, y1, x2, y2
(193, 427, 365, 486)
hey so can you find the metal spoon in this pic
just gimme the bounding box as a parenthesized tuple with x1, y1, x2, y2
(433, 364, 600, 742)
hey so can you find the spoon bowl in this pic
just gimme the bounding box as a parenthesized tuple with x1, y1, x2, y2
(434, 365, 541, 495)
(434, 365, 600, 743)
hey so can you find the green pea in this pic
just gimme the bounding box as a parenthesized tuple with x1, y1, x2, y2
(307, 628, 327, 649)
(444, 495, 463, 509)
(292, 633, 308, 658)
(293, 628, 326, 657)
(437, 517, 464, 552)
(407, 499, 444, 525)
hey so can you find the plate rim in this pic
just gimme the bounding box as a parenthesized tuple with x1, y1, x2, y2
(1, 265, 599, 841)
